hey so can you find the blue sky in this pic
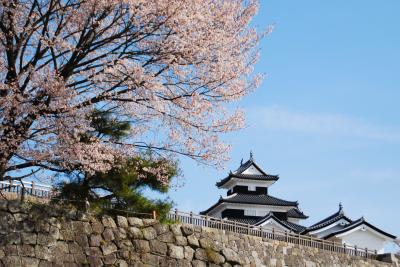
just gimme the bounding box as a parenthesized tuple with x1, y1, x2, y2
(165, 0, 400, 246)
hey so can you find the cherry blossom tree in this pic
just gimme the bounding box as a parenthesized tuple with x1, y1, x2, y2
(0, 0, 264, 182)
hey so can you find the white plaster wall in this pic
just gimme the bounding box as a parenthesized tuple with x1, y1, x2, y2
(339, 229, 387, 254)
(287, 218, 300, 224)
(309, 219, 350, 239)
(260, 220, 290, 232)
(241, 165, 263, 175)
(226, 179, 274, 190)
(210, 203, 295, 218)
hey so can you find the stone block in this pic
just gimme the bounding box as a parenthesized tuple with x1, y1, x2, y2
(175, 236, 187, 246)
(168, 244, 184, 259)
(170, 224, 182, 236)
(181, 225, 194, 236)
(101, 216, 116, 228)
(195, 248, 208, 261)
(101, 243, 117, 256)
(184, 246, 195, 261)
(102, 228, 115, 241)
(154, 223, 169, 235)
(88, 256, 103, 267)
(127, 217, 143, 227)
(3, 256, 21, 267)
(142, 227, 157, 240)
(91, 221, 104, 234)
(222, 248, 240, 264)
(150, 240, 168, 255)
(192, 260, 207, 267)
(116, 216, 129, 228)
(103, 253, 117, 265)
(8, 201, 21, 213)
(85, 247, 102, 257)
(115, 259, 128, 267)
(133, 240, 150, 253)
(128, 227, 143, 239)
(142, 253, 159, 265)
(89, 234, 102, 247)
(187, 234, 199, 247)
(157, 232, 175, 243)
(142, 219, 157, 226)
(18, 244, 35, 257)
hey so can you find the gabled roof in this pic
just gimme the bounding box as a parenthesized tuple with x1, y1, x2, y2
(287, 208, 309, 219)
(200, 193, 298, 215)
(216, 155, 279, 187)
(302, 204, 352, 234)
(323, 217, 397, 240)
(254, 213, 306, 233)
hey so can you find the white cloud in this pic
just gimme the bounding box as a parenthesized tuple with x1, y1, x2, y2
(248, 105, 400, 141)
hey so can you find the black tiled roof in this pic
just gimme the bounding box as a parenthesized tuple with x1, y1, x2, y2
(302, 207, 352, 234)
(234, 159, 267, 175)
(226, 217, 261, 225)
(216, 158, 279, 187)
(323, 218, 396, 240)
(216, 173, 279, 187)
(280, 220, 307, 233)
(286, 208, 308, 219)
(224, 193, 298, 206)
(200, 193, 298, 215)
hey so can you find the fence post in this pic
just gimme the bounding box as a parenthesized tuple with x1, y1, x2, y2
(259, 225, 262, 237)
(332, 241, 335, 252)
(297, 233, 300, 246)
(234, 220, 237, 233)
(152, 210, 157, 220)
(9, 178, 13, 192)
(247, 223, 250, 235)
(322, 239, 325, 250)
(174, 208, 178, 221)
(354, 245, 357, 256)
(220, 218, 223, 230)
(344, 243, 346, 254)
(190, 211, 193, 224)
(205, 215, 209, 227)
(285, 231, 288, 242)
(31, 181, 35, 196)
(365, 247, 368, 258)
(272, 228, 275, 239)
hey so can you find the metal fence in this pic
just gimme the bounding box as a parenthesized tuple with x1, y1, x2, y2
(0, 180, 53, 198)
(167, 210, 378, 260)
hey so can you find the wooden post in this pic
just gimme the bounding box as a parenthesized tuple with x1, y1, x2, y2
(174, 208, 178, 221)
(272, 228, 275, 239)
(205, 215, 209, 227)
(9, 178, 13, 192)
(190, 211, 193, 224)
(247, 223, 250, 235)
(332, 241, 335, 253)
(234, 220, 237, 233)
(365, 247, 368, 258)
(31, 181, 35, 196)
(355, 245, 358, 256)
(285, 231, 288, 242)
(220, 218, 223, 230)
(322, 239, 325, 250)
(259, 225, 262, 237)
(152, 210, 157, 220)
(344, 243, 347, 255)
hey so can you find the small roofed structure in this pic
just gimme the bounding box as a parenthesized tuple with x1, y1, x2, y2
(302, 203, 396, 253)
(200, 152, 308, 233)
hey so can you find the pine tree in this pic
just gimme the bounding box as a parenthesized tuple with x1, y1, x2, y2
(56, 110, 178, 219)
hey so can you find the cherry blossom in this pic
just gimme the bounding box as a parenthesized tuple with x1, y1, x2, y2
(0, 0, 265, 182)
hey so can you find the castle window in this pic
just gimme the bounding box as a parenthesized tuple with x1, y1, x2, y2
(244, 209, 257, 216)
(248, 185, 256, 191)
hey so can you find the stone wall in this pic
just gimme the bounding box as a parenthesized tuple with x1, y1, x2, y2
(0, 199, 396, 267)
